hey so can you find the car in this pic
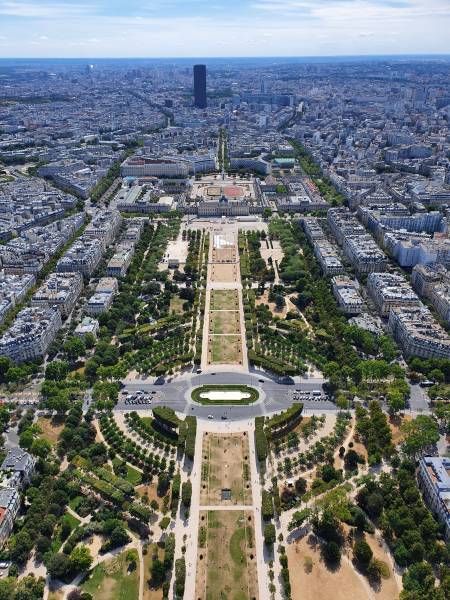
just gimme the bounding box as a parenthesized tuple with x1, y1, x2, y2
(207, 415, 213, 419)
(258, 379, 264, 383)
(196, 369, 202, 374)
(221, 415, 227, 420)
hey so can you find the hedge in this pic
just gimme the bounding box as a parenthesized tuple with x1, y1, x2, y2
(171, 473, 181, 513)
(265, 403, 304, 439)
(262, 489, 274, 520)
(181, 480, 192, 507)
(130, 502, 151, 522)
(174, 557, 186, 599)
(184, 416, 197, 460)
(95, 467, 134, 496)
(153, 406, 181, 431)
(255, 416, 268, 463)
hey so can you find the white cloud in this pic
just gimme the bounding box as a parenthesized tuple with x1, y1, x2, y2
(0, 1, 95, 18)
(0, 0, 449, 56)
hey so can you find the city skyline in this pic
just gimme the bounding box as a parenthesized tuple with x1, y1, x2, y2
(0, 0, 449, 58)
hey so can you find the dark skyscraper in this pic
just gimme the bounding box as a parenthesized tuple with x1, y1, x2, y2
(193, 64, 207, 109)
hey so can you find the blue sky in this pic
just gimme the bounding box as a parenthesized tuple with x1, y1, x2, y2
(0, 0, 449, 57)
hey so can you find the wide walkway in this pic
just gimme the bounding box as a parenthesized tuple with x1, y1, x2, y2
(201, 228, 248, 372)
(184, 419, 268, 600)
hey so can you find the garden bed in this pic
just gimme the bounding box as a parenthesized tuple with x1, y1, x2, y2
(191, 384, 258, 405)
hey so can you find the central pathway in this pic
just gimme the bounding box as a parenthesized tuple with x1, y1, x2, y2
(201, 229, 248, 372)
(183, 419, 268, 600)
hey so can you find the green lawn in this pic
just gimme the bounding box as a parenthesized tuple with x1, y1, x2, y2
(112, 458, 143, 485)
(81, 550, 139, 600)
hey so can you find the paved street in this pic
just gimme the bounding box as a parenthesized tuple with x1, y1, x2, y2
(117, 371, 334, 420)
(408, 382, 431, 413)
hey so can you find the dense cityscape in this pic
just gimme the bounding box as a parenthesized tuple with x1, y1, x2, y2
(0, 54, 449, 600)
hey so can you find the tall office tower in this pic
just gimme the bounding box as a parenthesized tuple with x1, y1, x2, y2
(193, 64, 207, 109)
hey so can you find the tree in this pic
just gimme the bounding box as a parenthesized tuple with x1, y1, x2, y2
(108, 526, 131, 550)
(388, 390, 406, 416)
(295, 477, 307, 496)
(150, 558, 166, 586)
(63, 337, 85, 362)
(69, 545, 93, 573)
(401, 415, 439, 458)
(30, 437, 51, 459)
(323, 541, 341, 564)
(0, 356, 12, 384)
(344, 449, 360, 471)
(429, 369, 444, 383)
(353, 540, 373, 571)
(48, 553, 71, 579)
(434, 402, 450, 434)
(264, 523, 276, 546)
(45, 360, 69, 381)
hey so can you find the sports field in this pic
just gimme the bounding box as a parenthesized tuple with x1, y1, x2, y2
(200, 432, 252, 506)
(196, 510, 259, 600)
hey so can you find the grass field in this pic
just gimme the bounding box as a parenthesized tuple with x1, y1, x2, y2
(192, 385, 258, 405)
(37, 416, 64, 445)
(112, 458, 143, 485)
(196, 510, 258, 600)
(210, 310, 240, 335)
(200, 433, 252, 505)
(169, 295, 185, 315)
(210, 290, 239, 311)
(81, 550, 139, 600)
(208, 335, 242, 364)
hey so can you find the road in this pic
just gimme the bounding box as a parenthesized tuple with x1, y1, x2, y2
(116, 371, 335, 420)
(408, 382, 431, 413)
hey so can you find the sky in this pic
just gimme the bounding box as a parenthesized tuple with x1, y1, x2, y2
(0, 0, 449, 58)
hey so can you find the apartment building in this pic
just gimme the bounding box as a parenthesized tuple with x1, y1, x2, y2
(367, 272, 421, 317)
(301, 217, 326, 242)
(411, 263, 448, 297)
(418, 457, 450, 541)
(86, 277, 118, 315)
(343, 235, 388, 274)
(331, 276, 364, 315)
(388, 304, 450, 359)
(31, 271, 83, 317)
(106, 244, 134, 277)
(0, 448, 35, 547)
(0, 306, 62, 362)
(84, 210, 122, 247)
(313, 240, 345, 276)
(327, 208, 366, 246)
(429, 283, 450, 325)
(0, 489, 20, 547)
(57, 236, 103, 278)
